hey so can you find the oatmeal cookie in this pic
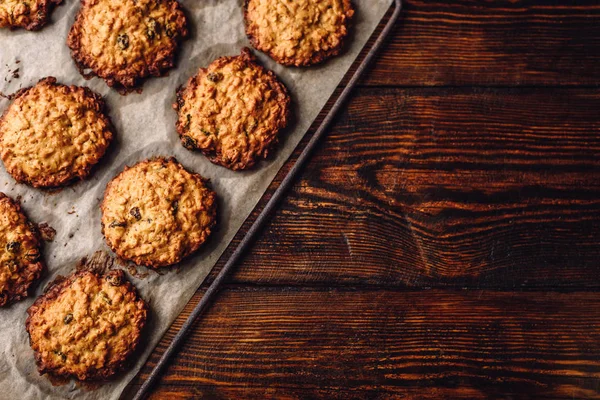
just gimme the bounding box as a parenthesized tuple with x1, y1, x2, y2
(26, 269, 147, 380)
(174, 48, 290, 170)
(0, 77, 113, 188)
(101, 158, 217, 268)
(244, 0, 354, 66)
(0, 193, 43, 307)
(0, 0, 63, 30)
(67, 0, 188, 91)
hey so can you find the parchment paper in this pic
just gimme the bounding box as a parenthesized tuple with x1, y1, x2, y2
(0, 0, 393, 398)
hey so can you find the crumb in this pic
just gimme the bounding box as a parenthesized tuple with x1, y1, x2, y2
(127, 265, 149, 279)
(37, 223, 56, 242)
(2, 60, 23, 86)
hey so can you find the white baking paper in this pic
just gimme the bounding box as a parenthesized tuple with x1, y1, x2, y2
(0, 0, 393, 398)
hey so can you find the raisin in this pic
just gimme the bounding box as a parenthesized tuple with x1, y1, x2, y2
(106, 273, 122, 287)
(109, 221, 126, 228)
(99, 291, 112, 305)
(117, 33, 129, 50)
(53, 350, 67, 362)
(6, 241, 20, 253)
(130, 207, 142, 221)
(172, 200, 179, 216)
(146, 18, 159, 39)
(182, 135, 197, 150)
(207, 72, 223, 83)
(64, 313, 73, 324)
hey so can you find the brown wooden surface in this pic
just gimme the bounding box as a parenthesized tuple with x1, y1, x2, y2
(364, 0, 600, 87)
(126, 1, 600, 398)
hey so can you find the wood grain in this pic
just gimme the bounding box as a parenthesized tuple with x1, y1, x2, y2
(224, 88, 600, 288)
(130, 289, 600, 399)
(364, 0, 600, 87)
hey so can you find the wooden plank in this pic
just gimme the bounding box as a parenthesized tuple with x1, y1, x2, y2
(363, 0, 600, 86)
(226, 88, 600, 288)
(127, 288, 600, 399)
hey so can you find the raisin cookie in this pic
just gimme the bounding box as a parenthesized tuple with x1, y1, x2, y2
(101, 158, 217, 268)
(244, 0, 354, 66)
(0, 193, 43, 307)
(0, 77, 113, 188)
(26, 269, 147, 380)
(67, 0, 188, 91)
(0, 0, 63, 30)
(174, 48, 290, 170)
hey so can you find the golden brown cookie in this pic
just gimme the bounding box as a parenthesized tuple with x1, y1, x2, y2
(0, 0, 63, 30)
(101, 158, 217, 268)
(0, 193, 43, 307)
(0, 77, 114, 188)
(244, 0, 354, 67)
(26, 269, 147, 381)
(174, 48, 291, 170)
(67, 0, 188, 91)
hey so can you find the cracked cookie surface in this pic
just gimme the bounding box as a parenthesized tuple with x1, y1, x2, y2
(0, 77, 113, 188)
(26, 269, 147, 381)
(101, 158, 217, 268)
(0, 193, 43, 307)
(244, 0, 354, 66)
(67, 0, 188, 91)
(0, 0, 63, 30)
(175, 48, 290, 170)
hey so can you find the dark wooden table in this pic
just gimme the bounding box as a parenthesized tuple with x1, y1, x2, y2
(126, 1, 600, 398)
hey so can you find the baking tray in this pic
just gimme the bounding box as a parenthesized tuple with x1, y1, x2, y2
(129, 0, 403, 398)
